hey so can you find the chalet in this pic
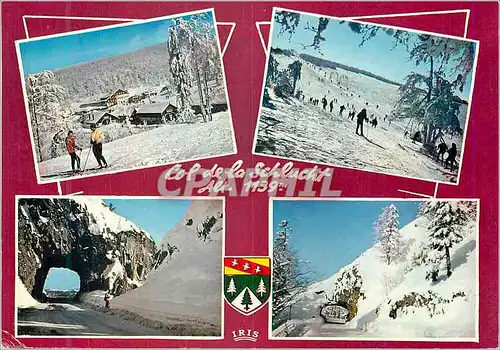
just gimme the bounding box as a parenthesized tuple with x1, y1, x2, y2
(191, 102, 228, 115)
(81, 111, 120, 128)
(130, 103, 178, 125)
(99, 89, 130, 107)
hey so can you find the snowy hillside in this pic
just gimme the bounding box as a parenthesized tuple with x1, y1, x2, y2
(38, 111, 235, 181)
(256, 51, 465, 183)
(101, 199, 224, 335)
(275, 203, 477, 339)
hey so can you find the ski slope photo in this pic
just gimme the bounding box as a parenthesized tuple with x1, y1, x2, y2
(255, 9, 478, 184)
(16, 10, 235, 184)
(270, 199, 478, 340)
(17, 197, 223, 337)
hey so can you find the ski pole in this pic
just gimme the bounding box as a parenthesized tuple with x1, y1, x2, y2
(82, 146, 92, 172)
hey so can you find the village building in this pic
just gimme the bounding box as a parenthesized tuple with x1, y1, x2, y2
(81, 111, 121, 128)
(130, 103, 178, 125)
(101, 89, 130, 107)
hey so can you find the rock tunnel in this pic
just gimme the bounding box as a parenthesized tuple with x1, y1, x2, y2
(17, 198, 156, 302)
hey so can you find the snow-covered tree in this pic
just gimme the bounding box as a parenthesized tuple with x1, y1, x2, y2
(227, 277, 237, 295)
(288, 60, 302, 95)
(167, 13, 220, 123)
(272, 220, 310, 322)
(426, 202, 467, 280)
(256, 278, 267, 297)
(373, 204, 403, 265)
(25, 71, 69, 161)
(266, 54, 279, 86)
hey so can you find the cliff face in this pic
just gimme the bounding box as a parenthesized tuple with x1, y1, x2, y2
(110, 199, 224, 335)
(17, 198, 156, 301)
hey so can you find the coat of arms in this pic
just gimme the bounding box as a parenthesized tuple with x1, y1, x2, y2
(224, 257, 271, 316)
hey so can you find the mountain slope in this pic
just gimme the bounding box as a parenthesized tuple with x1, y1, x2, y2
(107, 199, 224, 335)
(278, 208, 477, 339)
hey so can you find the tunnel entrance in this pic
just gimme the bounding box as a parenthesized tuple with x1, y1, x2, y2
(43, 268, 81, 302)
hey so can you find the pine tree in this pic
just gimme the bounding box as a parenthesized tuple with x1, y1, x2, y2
(288, 60, 302, 95)
(272, 220, 310, 321)
(227, 277, 237, 295)
(373, 204, 403, 265)
(242, 288, 253, 311)
(25, 71, 68, 161)
(426, 202, 467, 280)
(256, 278, 267, 297)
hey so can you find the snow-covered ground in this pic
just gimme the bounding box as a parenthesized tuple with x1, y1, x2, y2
(75, 200, 224, 336)
(38, 112, 235, 181)
(274, 208, 477, 339)
(256, 52, 464, 183)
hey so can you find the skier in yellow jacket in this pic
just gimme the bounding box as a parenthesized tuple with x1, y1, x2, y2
(90, 123, 108, 168)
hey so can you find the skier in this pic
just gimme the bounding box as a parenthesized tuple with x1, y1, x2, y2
(444, 143, 458, 172)
(90, 123, 108, 169)
(322, 96, 327, 110)
(411, 131, 422, 143)
(104, 292, 111, 309)
(65, 130, 82, 173)
(355, 109, 368, 136)
(371, 117, 378, 128)
(436, 142, 448, 164)
(329, 100, 334, 113)
(339, 105, 346, 117)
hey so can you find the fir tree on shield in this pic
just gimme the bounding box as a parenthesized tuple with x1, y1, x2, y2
(227, 277, 237, 295)
(256, 278, 267, 297)
(242, 289, 253, 311)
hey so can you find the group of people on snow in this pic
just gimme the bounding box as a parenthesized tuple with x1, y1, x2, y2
(64, 123, 108, 173)
(436, 141, 458, 172)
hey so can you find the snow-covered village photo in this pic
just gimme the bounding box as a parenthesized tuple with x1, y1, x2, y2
(16, 197, 224, 337)
(16, 9, 235, 184)
(270, 199, 478, 340)
(255, 9, 478, 184)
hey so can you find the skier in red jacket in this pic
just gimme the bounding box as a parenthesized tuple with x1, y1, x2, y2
(65, 131, 82, 173)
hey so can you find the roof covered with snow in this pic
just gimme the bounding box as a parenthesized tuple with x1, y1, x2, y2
(135, 103, 175, 115)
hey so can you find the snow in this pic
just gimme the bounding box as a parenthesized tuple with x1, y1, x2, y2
(102, 259, 125, 292)
(256, 52, 465, 184)
(16, 276, 43, 309)
(38, 111, 235, 182)
(71, 197, 153, 240)
(109, 200, 223, 330)
(278, 209, 477, 339)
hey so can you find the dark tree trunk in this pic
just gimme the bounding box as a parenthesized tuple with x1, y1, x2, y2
(445, 246, 452, 277)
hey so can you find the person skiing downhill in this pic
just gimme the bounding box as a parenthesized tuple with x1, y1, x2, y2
(329, 100, 334, 113)
(339, 105, 346, 117)
(355, 109, 368, 136)
(65, 131, 82, 173)
(445, 143, 458, 172)
(436, 142, 448, 164)
(322, 96, 328, 110)
(90, 123, 108, 169)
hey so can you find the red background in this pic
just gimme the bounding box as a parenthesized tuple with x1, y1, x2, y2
(2, 1, 498, 348)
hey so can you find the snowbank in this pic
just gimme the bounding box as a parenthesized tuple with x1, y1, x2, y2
(16, 276, 41, 309)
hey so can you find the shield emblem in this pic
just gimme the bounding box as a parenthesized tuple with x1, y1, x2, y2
(224, 256, 271, 316)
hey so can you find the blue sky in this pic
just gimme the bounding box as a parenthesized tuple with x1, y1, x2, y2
(272, 12, 474, 100)
(272, 200, 420, 282)
(18, 11, 214, 75)
(44, 198, 191, 291)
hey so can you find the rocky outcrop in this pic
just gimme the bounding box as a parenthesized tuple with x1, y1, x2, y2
(330, 265, 366, 320)
(17, 198, 156, 301)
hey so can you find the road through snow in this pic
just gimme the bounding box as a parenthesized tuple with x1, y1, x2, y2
(17, 302, 164, 336)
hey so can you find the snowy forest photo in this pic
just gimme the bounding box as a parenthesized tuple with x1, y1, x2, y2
(255, 9, 478, 184)
(271, 199, 478, 339)
(16, 10, 235, 183)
